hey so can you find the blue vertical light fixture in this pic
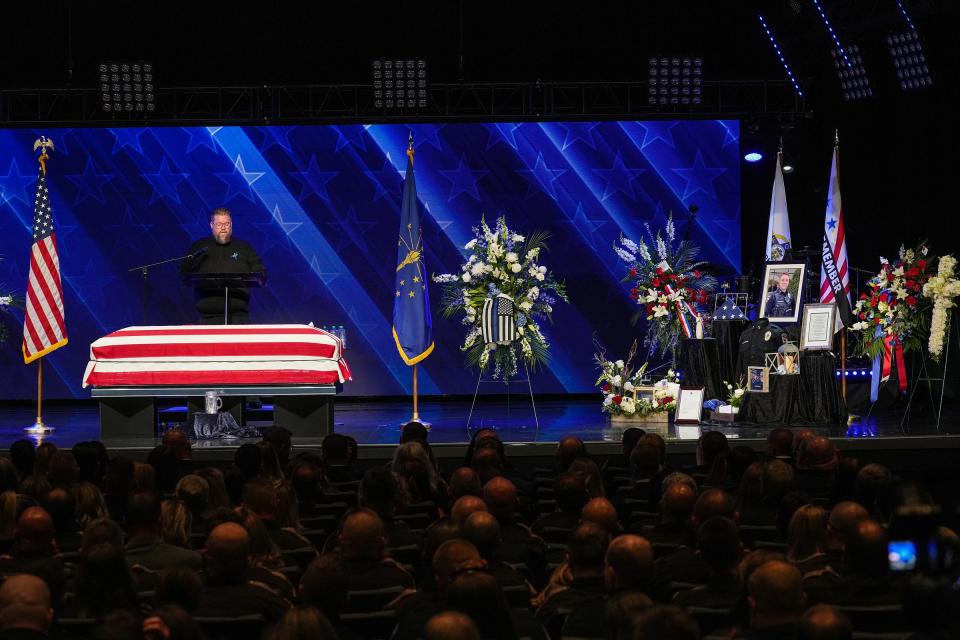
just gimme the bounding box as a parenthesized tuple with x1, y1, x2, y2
(758, 15, 805, 97)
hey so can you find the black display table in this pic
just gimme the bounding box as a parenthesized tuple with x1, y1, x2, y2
(737, 351, 845, 427)
(678, 338, 724, 401)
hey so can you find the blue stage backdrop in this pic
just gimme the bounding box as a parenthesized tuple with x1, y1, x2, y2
(0, 121, 740, 399)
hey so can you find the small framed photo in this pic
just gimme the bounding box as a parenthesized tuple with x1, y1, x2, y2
(675, 386, 705, 424)
(632, 385, 656, 404)
(800, 303, 837, 351)
(758, 262, 806, 324)
(747, 365, 769, 393)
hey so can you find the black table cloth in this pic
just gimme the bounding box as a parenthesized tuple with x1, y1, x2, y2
(737, 351, 844, 427)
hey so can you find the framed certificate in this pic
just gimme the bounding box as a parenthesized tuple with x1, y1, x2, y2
(800, 303, 837, 350)
(675, 386, 705, 424)
(747, 365, 769, 393)
(758, 262, 806, 324)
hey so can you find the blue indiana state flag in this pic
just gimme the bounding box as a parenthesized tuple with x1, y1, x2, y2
(714, 296, 746, 321)
(392, 136, 434, 365)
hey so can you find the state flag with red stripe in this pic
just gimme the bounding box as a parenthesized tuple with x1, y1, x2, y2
(22, 165, 67, 363)
(819, 143, 852, 332)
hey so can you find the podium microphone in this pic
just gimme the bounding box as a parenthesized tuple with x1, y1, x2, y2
(190, 245, 210, 259)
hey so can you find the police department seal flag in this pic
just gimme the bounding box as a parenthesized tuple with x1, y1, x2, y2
(392, 136, 434, 366)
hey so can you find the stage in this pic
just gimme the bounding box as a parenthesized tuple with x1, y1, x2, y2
(1, 396, 955, 463)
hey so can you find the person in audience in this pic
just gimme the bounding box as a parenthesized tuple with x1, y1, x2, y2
(359, 468, 422, 548)
(143, 604, 202, 640)
(447, 467, 482, 505)
(225, 443, 262, 505)
(787, 504, 830, 576)
(555, 436, 587, 473)
(0, 508, 66, 608)
(693, 431, 730, 481)
(581, 497, 620, 535)
(746, 560, 806, 639)
(46, 453, 80, 490)
(741, 460, 796, 526)
(0, 574, 54, 640)
(16, 476, 50, 502)
(632, 605, 700, 640)
(242, 480, 313, 554)
(103, 457, 136, 522)
(795, 436, 838, 500)
(161, 428, 193, 462)
(821, 501, 869, 570)
(75, 482, 108, 530)
(450, 496, 488, 528)
(531, 472, 587, 536)
(650, 488, 737, 599)
(423, 611, 481, 640)
(536, 522, 609, 625)
(777, 491, 813, 542)
(642, 480, 697, 543)
(614, 427, 646, 469)
(256, 442, 285, 483)
(32, 444, 57, 479)
(727, 446, 760, 489)
(67, 542, 140, 618)
(854, 463, 895, 519)
(298, 554, 352, 637)
(274, 482, 303, 531)
(339, 508, 414, 591)
(233, 507, 294, 600)
(607, 534, 655, 596)
(147, 445, 181, 495)
(799, 604, 852, 640)
(9, 441, 37, 484)
(133, 461, 158, 496)
(568, 458, 605, 499)
(80, 518, 124, 552)
(155, 567, 203, 614)
(176, 475, 212, 534)
(766, 428, 794, 462)
(792, 429, 816, 461)
(290, 462, 324, 518)
(482, 477, 544, 578)
(470, 447, 503, 486)
(266, 605, 339, 640)
(262, 426, 293, 475)
(320, 434, 357, 483)
(125, 492, 202, 571)
(159, 499, 193, 549)
(804, 518, 901, 606)
(41, 488, 82, 553)
(673, 517, 742, 611)
(462, 511, 534, 597)
(443, 569, 526, 640)
(195, 467, 232, 511)
(196, 522, 290, 622)
(393, 441, 445, 509)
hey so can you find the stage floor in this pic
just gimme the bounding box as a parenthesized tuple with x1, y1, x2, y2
(0, 396, 953, 455)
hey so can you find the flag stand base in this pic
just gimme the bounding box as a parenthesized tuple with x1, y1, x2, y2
(465, 361, 539, 437)
(24, 417, 53, 434)
(401, 417, 432, 430)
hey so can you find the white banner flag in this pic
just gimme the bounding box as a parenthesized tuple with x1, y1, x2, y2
(765, 151, 791, 262)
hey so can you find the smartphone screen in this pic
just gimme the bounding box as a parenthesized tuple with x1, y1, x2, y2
(889, 540, 917, 571)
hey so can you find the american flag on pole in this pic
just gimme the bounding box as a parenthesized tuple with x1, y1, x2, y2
(819, 140, 852, 332)
(22, 159, 67, 363)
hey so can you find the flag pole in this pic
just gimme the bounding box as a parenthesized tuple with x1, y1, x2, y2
(412, 364, 419, 421)
(834, 129, 847, 404)
(26, 139, 54, 434)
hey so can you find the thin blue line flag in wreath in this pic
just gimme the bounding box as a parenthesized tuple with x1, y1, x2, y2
(392, 133, 434, 366)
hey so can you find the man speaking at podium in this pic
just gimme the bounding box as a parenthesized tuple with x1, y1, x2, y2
(181, 207, 266, 324)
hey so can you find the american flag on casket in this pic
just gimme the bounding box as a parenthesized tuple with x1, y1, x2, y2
(83, 324, 351, 388)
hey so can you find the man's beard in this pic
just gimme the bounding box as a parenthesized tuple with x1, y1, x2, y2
(215, 233, 231, 245)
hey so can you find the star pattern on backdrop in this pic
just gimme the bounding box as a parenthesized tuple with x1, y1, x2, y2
(258, 126, 297, 153)
(102, 205, 156, 255)
(485, 123, 523, 151)
(183, 127, 222, 154)
(558, 122, 599, 151)
(307, 253, 345, 285)
(109, 128, 147, 155)
(253, 204, 303, 255)
(323, 204, 375, 254)
(333, 125, 370, 153)
(517, 153, 567, 200)
(214, 155, 265, 203)
(290, 155, 339, 204)
(638, 121, 678, 149)
(0, 158, 37, 207)
(438, 154, 489, 202)
(65, 158, 114, 206)
(593, 152, 646, 201)
(362, 158, 403, 202)
(143, 157, 189, 205)
(563, 201, 607, 241)
(410, 124, 445, 151)
(672, 150, 726, 200)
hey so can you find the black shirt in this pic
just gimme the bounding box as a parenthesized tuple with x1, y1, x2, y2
(180, 236, 265, 322)
(737, 319, 784, 373)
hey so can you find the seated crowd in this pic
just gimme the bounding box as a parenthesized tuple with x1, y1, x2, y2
(0, 425, 957, 640)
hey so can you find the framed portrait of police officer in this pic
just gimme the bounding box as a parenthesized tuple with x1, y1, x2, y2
(758, 263, 805, 324)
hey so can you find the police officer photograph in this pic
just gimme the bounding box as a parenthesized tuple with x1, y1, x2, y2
(758, 262, 805, 323)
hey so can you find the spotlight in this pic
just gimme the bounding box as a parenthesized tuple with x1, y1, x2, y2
(648, 56, 702, 106)
(887, 30, 933, 91)
(372, 58, 427, 110)
(782, 162, 794, 173)
(744, 152, 764, 163)
(832, 45, 872, 102)
(99, 62, 155, 113)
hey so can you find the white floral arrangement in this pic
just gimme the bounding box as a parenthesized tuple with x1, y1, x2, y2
(595, 340, 678, 417)
(433, 216, 567, 381)
(723, 378, 747, 409)
(922, 254, 960, 361)
(0, 254, 19, 344)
